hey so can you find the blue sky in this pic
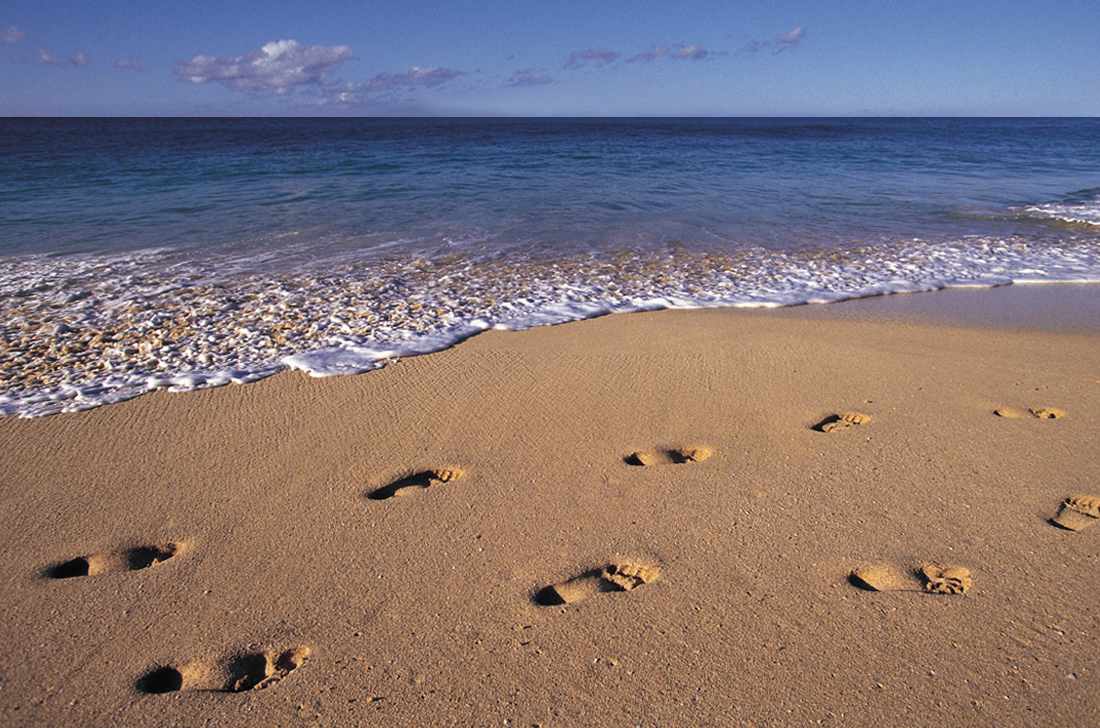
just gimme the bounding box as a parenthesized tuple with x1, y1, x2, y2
(2, 0, 1098, 116)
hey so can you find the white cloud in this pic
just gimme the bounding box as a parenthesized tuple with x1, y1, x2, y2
(627, 45, 669, 63)
(174, 39, 354, 93)
(115, 57, 139, 70)
(776, 26, 805, 45)
(70, 52, 89, 67)
(1, 25, 25, 43)
(670, 44, 710, 61)
(563, 48, 620, 69)
(505, 67, 553, 87)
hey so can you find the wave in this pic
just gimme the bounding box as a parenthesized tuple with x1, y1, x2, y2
(2, 236, 1099, 418)
(1017, 189, 1100, 227)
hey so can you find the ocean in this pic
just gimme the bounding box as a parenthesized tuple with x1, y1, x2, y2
(2, 117, 1099, 416)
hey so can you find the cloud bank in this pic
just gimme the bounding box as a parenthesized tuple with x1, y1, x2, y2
(628, 46, 669, 63)
(505, 68, 553, 87)
(174, 39, 353, 93)
(586, 41, 718, 67)
(365, 66, 462, 92)
(312, 66, 464, 108)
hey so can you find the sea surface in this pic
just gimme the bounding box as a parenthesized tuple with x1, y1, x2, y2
(2, 117, 1099, 416)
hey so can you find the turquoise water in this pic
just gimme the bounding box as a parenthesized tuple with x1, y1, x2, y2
(1, 118, 1099, 415)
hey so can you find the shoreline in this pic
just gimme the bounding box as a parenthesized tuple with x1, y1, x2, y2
(1, 283, 1098, 726)
(4, 280, 1100, 419)
(772, 281, 1100, 333)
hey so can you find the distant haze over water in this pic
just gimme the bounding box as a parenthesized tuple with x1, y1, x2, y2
(1, 118, 1099, 416)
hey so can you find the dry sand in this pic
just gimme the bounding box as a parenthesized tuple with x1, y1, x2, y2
(1, 284, 1097, 727)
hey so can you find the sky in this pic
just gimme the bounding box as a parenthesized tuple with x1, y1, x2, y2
(2, 0, 1098, 117)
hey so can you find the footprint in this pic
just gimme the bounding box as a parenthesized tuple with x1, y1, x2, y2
(44, 542, 183, 579)
(136, 665, 191, 694)
(1051, 495, 1100, 531)
(625, 446, 712, 466)
(849, 563, 972, 595)
(367, 468, 464, 501)
(227, 647, 311, 692)
(994, 406, 1065, 419)
(813, 411, 871, 433)
(534, 561, 660, 606)
(137, 646, 310, 694)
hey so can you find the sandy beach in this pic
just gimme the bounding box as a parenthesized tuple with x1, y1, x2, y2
(1, 283, 1097, 727)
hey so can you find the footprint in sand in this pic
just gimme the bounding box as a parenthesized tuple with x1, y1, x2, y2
(994, 406, 1065, 419)
(1051, 495, 1100, 531)
(44, 542, 184, 579)
(534, 561, 661, 606)
(137, 646, 311, 694)
(849, 563, 973, 595)
(366, 467, 464, 501)
(813, 411, 872, 433)
(625, 446, 712, 466)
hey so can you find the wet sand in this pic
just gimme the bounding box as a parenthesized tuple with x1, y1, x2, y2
(1, 284, 1097, 727)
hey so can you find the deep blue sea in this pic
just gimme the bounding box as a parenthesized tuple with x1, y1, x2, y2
(2, 117, 1099, 416)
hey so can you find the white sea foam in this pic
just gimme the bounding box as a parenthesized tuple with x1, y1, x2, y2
(1020, 200, 1100, 227)
(1, 237, 1099, 417)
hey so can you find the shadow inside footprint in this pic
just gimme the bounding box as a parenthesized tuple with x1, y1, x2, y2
(136, 666, 185, 694)
(1052, 495, 1100, 531)
(534, 569, 612, 606)
(367, 468, 464, 501)
(535, 562, 661, 606)
(137, 647, 310, 695)
(227, 652, 272, 692)
(625, 446, 712, 466)
(44, 557, 93, 579)
(848, 571, 874, 590)
(45, 542, 182, 579)
(849, 563, 972, 595)
(995, 406, 1065, 420)
(228, 647, 310, 692)
(533, 585, 566, 606)
(126, 543, 181, 570)
(813, 411, 871, 433)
